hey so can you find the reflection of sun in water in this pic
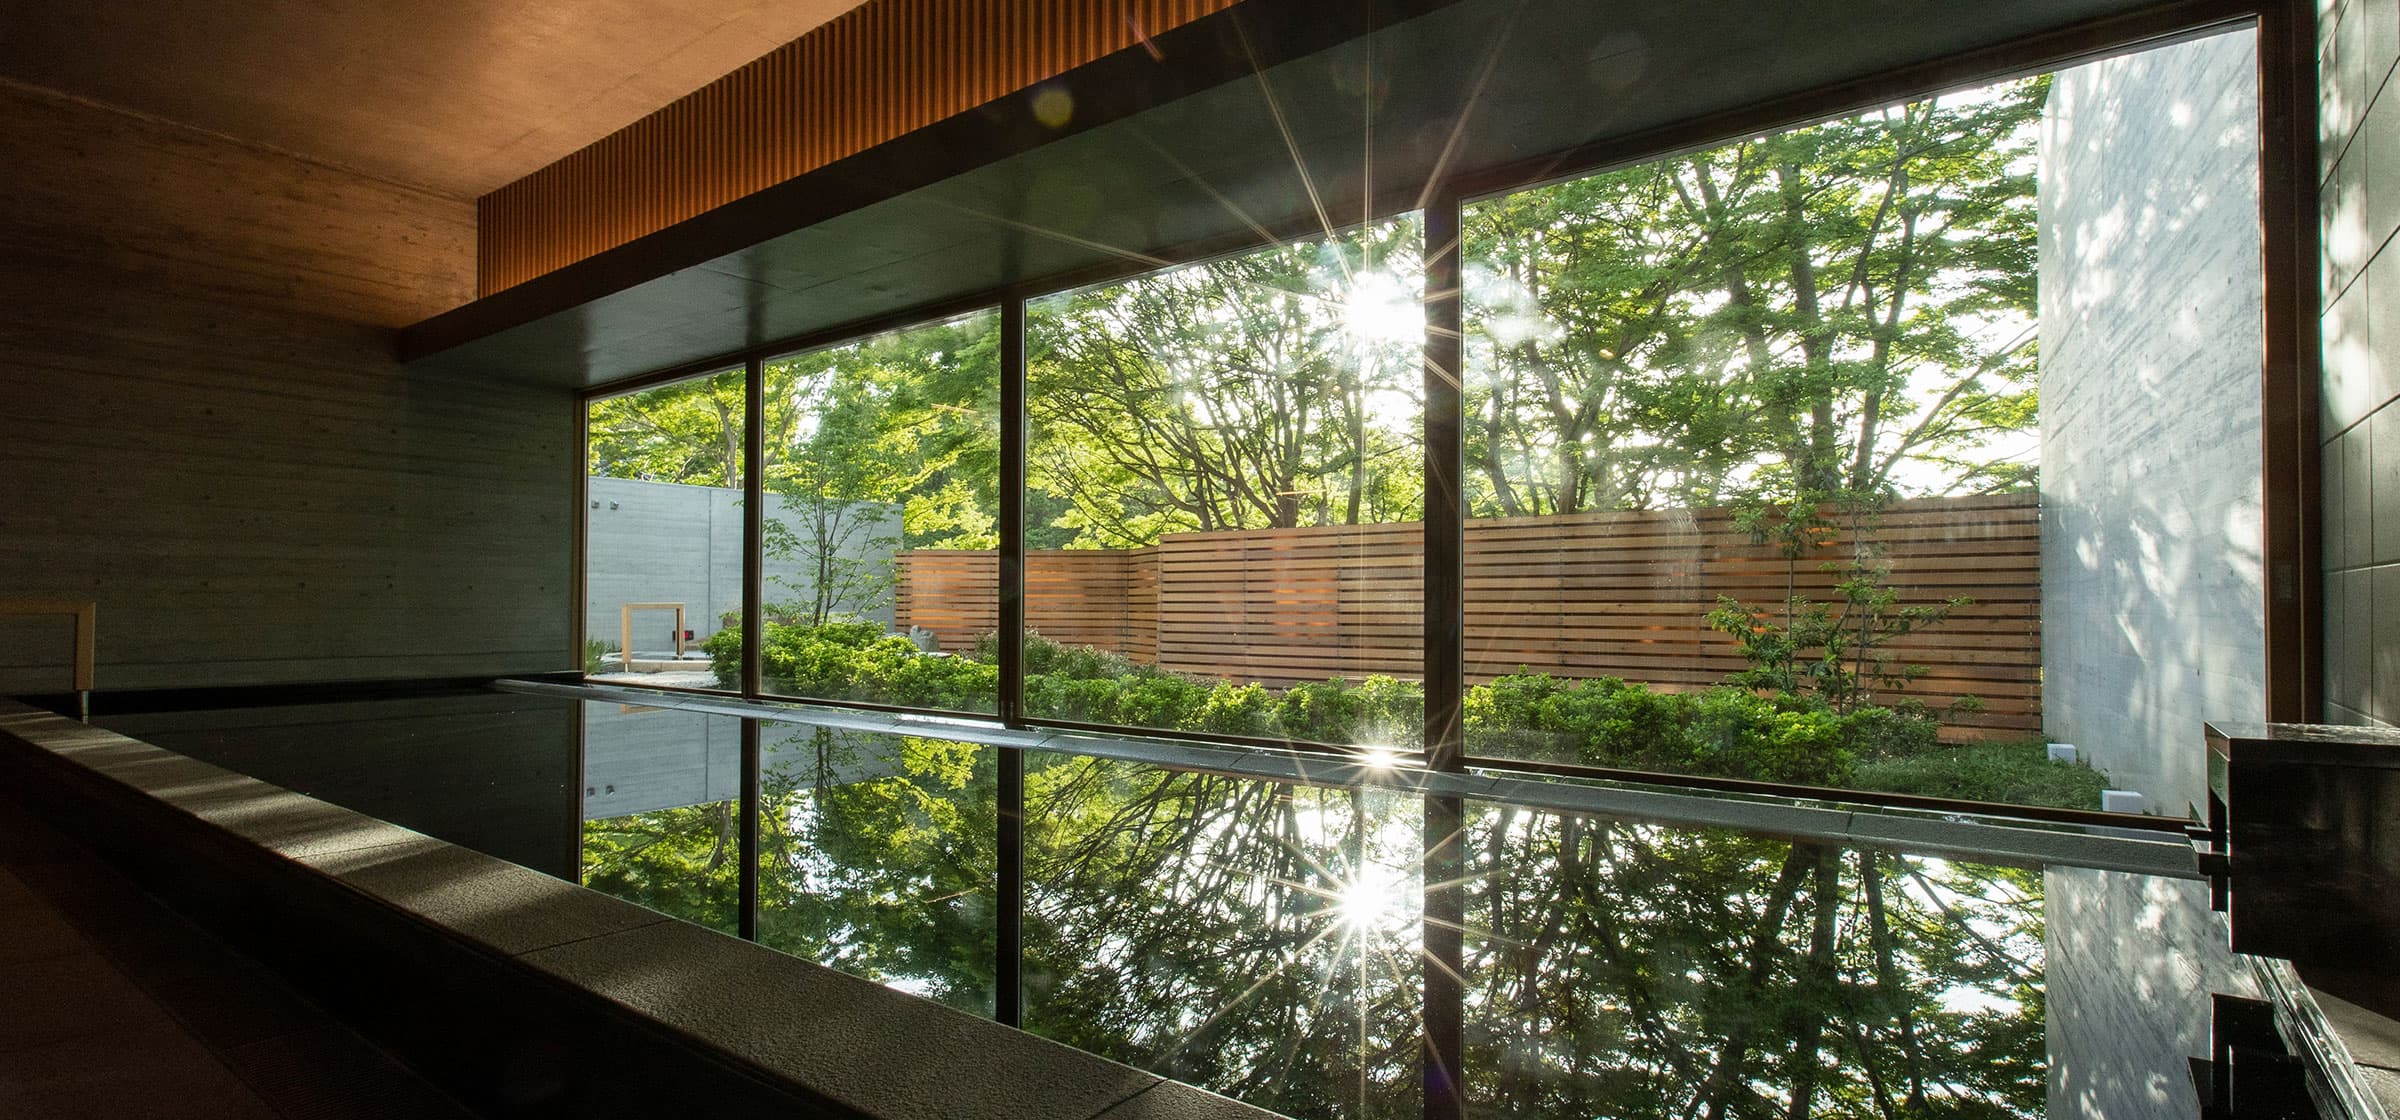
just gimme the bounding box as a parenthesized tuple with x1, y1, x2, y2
(1331, 861, 1403, 931)
(1154, 790, 1431, 1119)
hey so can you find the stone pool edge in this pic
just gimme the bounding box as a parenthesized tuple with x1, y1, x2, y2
(0, 699, 1272, 1120)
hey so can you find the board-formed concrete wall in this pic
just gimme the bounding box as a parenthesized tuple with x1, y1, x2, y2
(2038, 31, 2267, 813)
(0, 81, 572, 692)
(584, 476, 898, 653)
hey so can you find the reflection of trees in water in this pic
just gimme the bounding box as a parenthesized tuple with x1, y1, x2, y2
(755, 728, 998, 1016)
(580, 729, 1000, 1014)
(583, 742, 2046, 1118)
(581, 799, 743, 935)
(1024, 758, 1423, 1120)
(1464, 806, 2045, 1118)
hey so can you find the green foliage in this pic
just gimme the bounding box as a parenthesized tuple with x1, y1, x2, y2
(701, 627, 743, 686)
(754, 313, 1002, 624)
(1852, 740, 2110, 810)
(710, 626, 2067, 791)
(1463, 673, 1868, 785)
(586, 369, 747, 485)
(1272, 680, 1363, 746)
(1018, 630, 1145, 681)
(707, 620, 999, 710)
(877, 652, 1001, 711)
(1109, 673, 1212, 729)
(1839, 702, 1944, 761)
(582, 638, 619, 676)
(1688, 691, 1852, 786)
(1023, 674, 1129, 724)
(1707, 484, 1973, 715)
(1462, 79, 2044, 514)
(1193, 682, 1278, 737)
(1026, 221, 1427, 547)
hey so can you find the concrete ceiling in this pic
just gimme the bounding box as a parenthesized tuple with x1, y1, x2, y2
(405, 0, 2221, 387)
(0, 0, 870, 199)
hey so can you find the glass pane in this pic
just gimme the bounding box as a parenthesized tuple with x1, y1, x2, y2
(584, 366, 746, 687)
(1459, 30, 2262, 814)
(1023, 753, 1422, 1118)
(1457, 796, 2048, 1117)
(749, 311, 1003, 714)
(1022, 219, 1427, 749)
(755, 726, 998, 1017)
(579, 701, 745, 934)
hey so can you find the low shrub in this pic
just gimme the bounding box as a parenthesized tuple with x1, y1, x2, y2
(695, 627, 2099, 801)
(1851, 740, 2109, 809)
(1194, 682, 1278, 738)
(1108, 673, 1210, 729)
(1463, 673, 1865, 784)
(583, 638, 619, 676)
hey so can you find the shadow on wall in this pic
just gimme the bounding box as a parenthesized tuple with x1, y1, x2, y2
(2037, 30, 2265, 815)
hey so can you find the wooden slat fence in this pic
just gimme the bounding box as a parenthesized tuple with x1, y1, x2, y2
(895, 494, 2041, 738)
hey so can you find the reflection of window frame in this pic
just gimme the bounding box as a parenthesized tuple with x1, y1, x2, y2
(567, 8, 2305, 832)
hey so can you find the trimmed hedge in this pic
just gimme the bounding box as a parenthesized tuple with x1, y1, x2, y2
(702, 624, 2101, 805)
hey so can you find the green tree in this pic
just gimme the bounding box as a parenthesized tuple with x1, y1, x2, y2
(587, 367, 747, 485)
(761, 313, 1002, 622)
(1027, 220, 1425, 547)
(1704, 479, 1971, 715)
(1463, 78, 2045, 515)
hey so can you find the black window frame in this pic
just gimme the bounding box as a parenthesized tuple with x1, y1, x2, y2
(569, 1, 2309, 838)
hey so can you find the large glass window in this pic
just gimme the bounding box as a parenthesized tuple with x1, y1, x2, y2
(750, 311, 1003, 714)
(1457, 29, 2263, 813)
(575, 28, 2269, 824)
(1020, 219, 1428, 750)
(584, 367, 747, 688)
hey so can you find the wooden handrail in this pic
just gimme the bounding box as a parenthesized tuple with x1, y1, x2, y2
(0, 598, 96, 718)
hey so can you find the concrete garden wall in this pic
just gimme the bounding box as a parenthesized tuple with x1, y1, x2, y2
(584, 476, 897, 653)
(2037, 31, 2267, 813)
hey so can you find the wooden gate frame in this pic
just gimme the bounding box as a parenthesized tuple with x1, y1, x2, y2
(617, 602, 687, 671)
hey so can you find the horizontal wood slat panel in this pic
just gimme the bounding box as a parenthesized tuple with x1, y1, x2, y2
(895, 495, 2042, 740)
(478, 0, 1239, 295)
